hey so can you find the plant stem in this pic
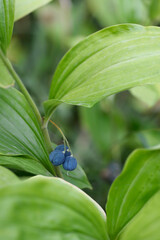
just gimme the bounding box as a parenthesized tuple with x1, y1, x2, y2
(42, 118, 63, 178)
(0, 49, 42, 126)
(1, 50, 63, 178)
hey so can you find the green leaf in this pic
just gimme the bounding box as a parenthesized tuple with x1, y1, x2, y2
(118, 191, 160, 240)
(0, 176, 108, 240)
(61, 164, 92, 190)
(15, 0, 53, 21)
(0, 165, 19, 187)
(0, 1, 15, 88)
(44, 24, 160, 117)
(130, 84, 160, 107)
(0, 87, 54, 175)
(0, 154, 52, 176)
(0, 0, 15, 53)
(106, 148, 160, 240)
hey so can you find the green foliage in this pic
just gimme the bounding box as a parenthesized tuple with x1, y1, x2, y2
(0, 0, 15, 87)
(0, 155, 52, 176)
(1, 1, 160, 239)
(0, 175, 108, 240)
(0, 86, 91, 189)
(61, 164, 92, 190)
(44, 24, 160, 117)
(0, 166, 19, 187)
(119, 191, 160, 240)
(106, 148, 160, 240)
(0, 0, 15, 53)
(14, 0, 53, 21)
(0, 87, 54, 175)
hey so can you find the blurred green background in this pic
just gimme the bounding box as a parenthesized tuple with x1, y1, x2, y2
(9, 0, 160, 208)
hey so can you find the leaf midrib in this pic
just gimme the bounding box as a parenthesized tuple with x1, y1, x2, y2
(61, 51, 160, 101)
(112, 155, 160, 240)
(52, 35, 160, 100)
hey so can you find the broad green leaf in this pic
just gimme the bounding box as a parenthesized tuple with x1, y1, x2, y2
(0, 155, 52, 176)
(0, 165, 19, 187)
(15, 0, 53, 21)
(0, 87, 54, 175)
(0, 52, 15, 87)
(0, 0, 15, 53)
(118, 191, 160, 240)
(44, 24, 160, 117)
(106, 148, 160, 240)
(0, 176, 108, 240)
(130, 84, 160, 107)
(61, 164, 92, 190)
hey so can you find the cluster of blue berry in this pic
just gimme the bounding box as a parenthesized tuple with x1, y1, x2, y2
(49, 144, 77, 171)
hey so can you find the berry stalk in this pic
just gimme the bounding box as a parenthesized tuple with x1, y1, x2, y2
(42, 118, 63, 178)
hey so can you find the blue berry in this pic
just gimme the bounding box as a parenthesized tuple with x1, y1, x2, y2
(49, 150, 65, 166)
(63, 156, 77, 171)
(55, 144, 71, 157)
(65, 149, 71, 157)
(55, 144, 68, 151)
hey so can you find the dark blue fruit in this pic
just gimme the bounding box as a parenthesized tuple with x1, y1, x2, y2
(49, 150, 65, 166)
(63, 156, 77, 171)
(55, 144, 68, 151)
(65, 149, 71, 157)
(55, 144, 71, 157)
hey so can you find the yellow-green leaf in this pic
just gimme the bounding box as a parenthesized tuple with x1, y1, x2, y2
(118, 191, 160, 240)
(0, 176, 108, 240)
(0, 0, 15, 53)
(106, 148, 160, 240)
(0, 87, 54, 175)
(44, 24, 160, 117)
(0, 165, 19, 187)
(15, 0, 53, 21)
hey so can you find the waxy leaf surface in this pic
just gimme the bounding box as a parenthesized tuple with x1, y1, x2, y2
(118, 191, 160, 240)
(0, 87, 54, 175)
(106, 148, 160, 240)
(0, 176, 108, 240)
(44, 24, 160, 117)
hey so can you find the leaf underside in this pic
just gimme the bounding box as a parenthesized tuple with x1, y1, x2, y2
(0, 87, 54, 175)
(61, 164, 92, 190)
(14, 0, 53, 21)
(0, 154, 52, 177)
